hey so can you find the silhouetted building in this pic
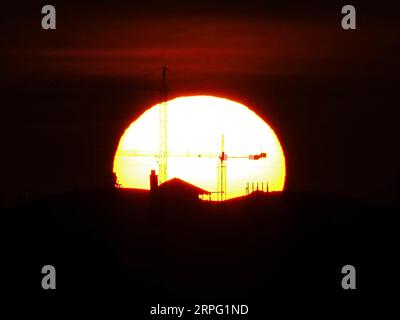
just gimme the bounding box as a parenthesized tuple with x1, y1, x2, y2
(157, 177, 210, 201)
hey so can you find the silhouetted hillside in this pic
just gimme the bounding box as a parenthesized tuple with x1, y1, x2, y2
(1, 188, 399, 299)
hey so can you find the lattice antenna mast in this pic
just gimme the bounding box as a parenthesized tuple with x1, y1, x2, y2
(217, 134, 227, 201)
(158, 66, 168, 184)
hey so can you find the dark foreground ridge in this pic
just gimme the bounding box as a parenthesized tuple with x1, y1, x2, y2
(1, 188, 399, 299)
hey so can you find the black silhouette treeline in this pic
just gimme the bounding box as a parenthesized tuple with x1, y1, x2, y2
(1, 184, 399, 300)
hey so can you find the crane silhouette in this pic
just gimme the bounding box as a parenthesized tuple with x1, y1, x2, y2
(117, 134, 267, 201)
(117, 68, 267, 200)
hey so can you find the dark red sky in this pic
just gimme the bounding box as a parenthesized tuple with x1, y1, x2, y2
(1, 0, 399, 206)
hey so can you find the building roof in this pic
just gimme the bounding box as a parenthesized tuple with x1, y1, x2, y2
(158, 178, 211, 195)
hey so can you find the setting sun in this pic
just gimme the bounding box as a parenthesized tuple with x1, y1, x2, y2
(113, 96, 286, 200)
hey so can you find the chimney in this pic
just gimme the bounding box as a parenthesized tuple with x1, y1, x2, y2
(150, 170, 158, 192)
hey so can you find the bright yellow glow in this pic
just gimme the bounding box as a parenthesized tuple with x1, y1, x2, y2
(113, 96, 286, 200)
